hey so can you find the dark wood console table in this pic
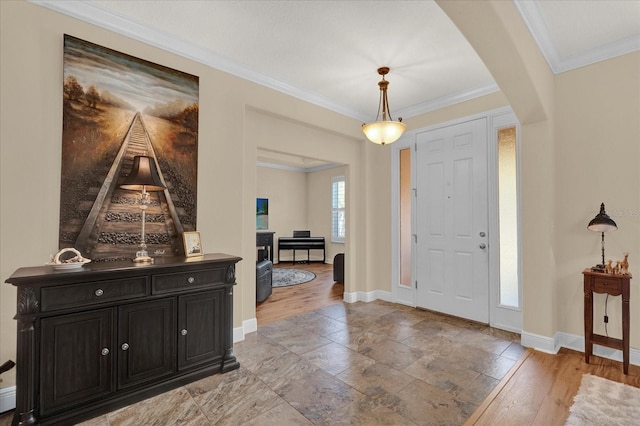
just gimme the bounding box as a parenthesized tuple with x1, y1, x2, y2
(583, 268, 631, 374)
(6, 253, 241, 425)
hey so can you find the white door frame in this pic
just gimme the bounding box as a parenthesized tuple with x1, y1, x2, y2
(391, 106, 522, 332)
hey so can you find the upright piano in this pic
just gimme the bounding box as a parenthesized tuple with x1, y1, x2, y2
(278, 230, 325, 263)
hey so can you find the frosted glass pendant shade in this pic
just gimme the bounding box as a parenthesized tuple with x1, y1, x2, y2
(362, 120, 407, 145)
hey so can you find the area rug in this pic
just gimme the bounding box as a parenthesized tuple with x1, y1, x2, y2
(272, 268, 316, 288)
(565, 374, 640, 425)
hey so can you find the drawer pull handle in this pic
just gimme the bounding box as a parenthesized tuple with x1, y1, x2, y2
(121, 343, 129, 351)
(101, 348, 109, 356)
(181, 329, 188, 336)
(187, 277, 195, 284)
(95, 289, 104, 297)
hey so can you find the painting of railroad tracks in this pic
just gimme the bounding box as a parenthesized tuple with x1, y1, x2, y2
(59, 35, 199, 261)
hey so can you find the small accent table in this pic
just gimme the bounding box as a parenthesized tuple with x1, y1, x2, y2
(583, 268, 631, 374)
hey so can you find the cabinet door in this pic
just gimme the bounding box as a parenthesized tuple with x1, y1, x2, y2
(118, 298, 176, 389)
(178, 289, 225, 370)
(40, 309, 114, 414)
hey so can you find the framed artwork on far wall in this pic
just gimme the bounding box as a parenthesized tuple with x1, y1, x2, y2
(256, 198, 269, 230)
(183, 231, 203, 257)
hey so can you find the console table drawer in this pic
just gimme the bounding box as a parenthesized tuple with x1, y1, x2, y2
(41, 277, 148, 311)
(593, 277, 622, 294)
(152, 268, 225, 294)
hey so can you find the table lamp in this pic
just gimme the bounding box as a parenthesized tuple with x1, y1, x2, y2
(587, 202, 617, 271)
(120, 155, 166, 263)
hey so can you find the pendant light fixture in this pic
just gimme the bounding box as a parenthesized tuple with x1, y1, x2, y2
(362, 67, 406, 145)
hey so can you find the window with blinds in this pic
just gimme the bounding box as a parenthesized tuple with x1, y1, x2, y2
(331, 176, 345, 243)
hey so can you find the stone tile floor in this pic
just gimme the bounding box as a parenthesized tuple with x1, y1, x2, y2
(0, 300, 524, 426)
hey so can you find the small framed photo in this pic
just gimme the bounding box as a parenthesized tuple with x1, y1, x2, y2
(183, 231, 203, 257)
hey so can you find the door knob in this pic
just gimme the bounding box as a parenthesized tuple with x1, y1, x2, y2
(479, 243, 487, 249)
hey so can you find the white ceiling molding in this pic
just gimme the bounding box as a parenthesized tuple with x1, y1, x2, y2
(513, 0, 561, 73)
(30, 0, 638, 122)
(395, 83, 501, 120)
(257, 161, 341, 174)
(30, 0, 499, 122)
(30, 0, 367, 120)
(514, 0, 640, 74)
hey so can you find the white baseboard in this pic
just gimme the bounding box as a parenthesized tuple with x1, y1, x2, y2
(521, 330, 639, 367)
(233, 317, 257, 343)
(556, 331, 640, 367)
(343, 290, 392, 303)
(0, 386, 16, 414)
(521, 331, 560, 354)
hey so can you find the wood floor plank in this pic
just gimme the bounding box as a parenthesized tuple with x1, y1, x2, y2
(256, 262, 343, 325)
(469, 348, 640, 425)
(531, 351, 582, 426)
(464, 349, 532, 426)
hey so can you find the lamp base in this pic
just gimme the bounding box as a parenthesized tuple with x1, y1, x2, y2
(591, 264, 605, 272)
(132, 249, 154, 264)
(133, 256, 154, 264)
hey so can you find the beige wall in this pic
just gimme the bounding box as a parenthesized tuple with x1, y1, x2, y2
(1, 0, 639, 393)
(554, 53, 640, 342)
(244, 109, 364, 286)
(439, 1, 638, 350)
(256, 166, 308, 262)
(256, 164, 348, 264)
(308, 166, 349, 264)
(0, 1, 367, 389)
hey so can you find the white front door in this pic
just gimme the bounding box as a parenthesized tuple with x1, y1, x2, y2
(415, 118, 489, 323)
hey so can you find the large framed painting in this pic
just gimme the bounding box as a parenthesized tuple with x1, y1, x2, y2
(59, 35, 199, 261)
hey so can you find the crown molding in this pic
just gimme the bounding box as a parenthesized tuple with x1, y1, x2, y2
(556, 34, 640, 74)
(395, 83, 500, 119)
(257, 161, 342, 174)
(30, 0, 365, 118)
(31, 0, 506, 120)
(514, 0, 640, 75)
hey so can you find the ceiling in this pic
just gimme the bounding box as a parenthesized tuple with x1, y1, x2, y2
(34, 0, 639, 170)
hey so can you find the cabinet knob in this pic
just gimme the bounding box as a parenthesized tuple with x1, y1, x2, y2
(479, 243, 487, 249)
(95, 289, 104, 297)
(101, 348, 109, 356)
(181, 329, 188, 336)
(121, 343, 129, 351)
(187, 276, 195, 284)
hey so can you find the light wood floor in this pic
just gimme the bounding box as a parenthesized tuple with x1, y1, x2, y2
(467, 347, 639, 425)
(255, 262, 639, 425)
(255, 262, 343, 325)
